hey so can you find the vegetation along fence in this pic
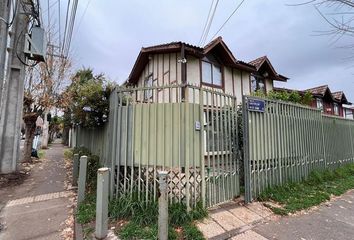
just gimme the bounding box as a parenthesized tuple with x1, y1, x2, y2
(243, 96, 354, 203)
(73, 84, 240, 208)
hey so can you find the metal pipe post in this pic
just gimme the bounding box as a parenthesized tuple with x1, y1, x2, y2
(95, 167, 109, 239)
(78, 156, 88, 204)
(158, 171, 168, 240)
(72, 154, 79, 186)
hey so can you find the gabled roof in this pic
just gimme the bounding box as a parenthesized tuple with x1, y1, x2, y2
(249, 56, 288, 82)
(273, 87, 305, 95)
(332, 91, 350, 104)
(306, 85, 329, 96)
(127, 37, 256, 84)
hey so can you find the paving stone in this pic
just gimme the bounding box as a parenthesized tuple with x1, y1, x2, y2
(246, 202, 273, 218)
(210, 210, 246, 231)
(196, 217, 225, 239)
(228, 205, 263, 224)
(231, 230, 268, 240)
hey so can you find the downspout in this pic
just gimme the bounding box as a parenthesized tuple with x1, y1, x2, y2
(181, 43, 187, 101)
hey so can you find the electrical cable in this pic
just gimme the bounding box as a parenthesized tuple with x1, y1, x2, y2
(209, 0, 246, 41)
(201, 0, 219, 45)
(61, 0, 71, 56)
(198, 0, 215, 46)
(64, 0, 78, 57)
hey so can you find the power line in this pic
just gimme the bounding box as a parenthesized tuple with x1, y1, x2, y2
(198, 0, 215, 46)
(58, 0, 61, 50)
(64, 0, 78, 56)
(201, 0, 219, 46)
(74, 0, 92, 35)
(61, 0, 71, 56)
(209, 0, 246, 41)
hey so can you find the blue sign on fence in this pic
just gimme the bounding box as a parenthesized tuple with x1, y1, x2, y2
(248, 99, 265, 112)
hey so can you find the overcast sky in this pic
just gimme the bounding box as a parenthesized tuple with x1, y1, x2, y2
(54, 0, 354, 100)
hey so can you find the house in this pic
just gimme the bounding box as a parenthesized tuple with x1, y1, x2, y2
(126, 37, 287, 104)
(306, 85, 351, 117)
(343, 105, 354, 119)
(274, 85, 352, 117)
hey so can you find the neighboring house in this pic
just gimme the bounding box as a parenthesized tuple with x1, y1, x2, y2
(274, 85, 352, 117)
(248, 56, 288, 94)
(343, 105, 354, 120)
(307, 85, 351, 117)
(126, 37, 287, 104)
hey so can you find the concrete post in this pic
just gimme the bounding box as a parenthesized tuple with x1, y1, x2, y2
(78, 156, 88, 204)
(72, 154, 79, 186)
(0, 1, 28, 174)
(0, 0, 10, 107)
(95, 167, 109, 239)
(158, 171, 168, 240)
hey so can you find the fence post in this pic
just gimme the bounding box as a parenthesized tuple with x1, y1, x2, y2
(72, 154, 79, 186)
(95, 167, 110, 239)
(320, 114, 327, 169)
(158, 171, 168, 240)
(78, 155, 88, 204)
(242, 96, 252, 203)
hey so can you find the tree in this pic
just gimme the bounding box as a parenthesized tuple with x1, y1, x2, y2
(61, 68, 113, 135)
(22, 49, 71, 162)
(295, 1, 354, 45)
(252, 90, 313, 105)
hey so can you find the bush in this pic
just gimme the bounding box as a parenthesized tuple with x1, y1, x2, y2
(64, 149, 73, 159)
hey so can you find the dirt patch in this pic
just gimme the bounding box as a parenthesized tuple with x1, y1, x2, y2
(0, 172, 28, 189)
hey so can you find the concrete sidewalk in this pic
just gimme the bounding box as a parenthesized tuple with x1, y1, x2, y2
(201, 190, 354, 240)
(197, 200, 274, 240)
(0, 141, 74, 240)
(253, 190, 354, 240)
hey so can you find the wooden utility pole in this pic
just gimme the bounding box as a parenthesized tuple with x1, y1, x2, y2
(0, 0, 29, 173)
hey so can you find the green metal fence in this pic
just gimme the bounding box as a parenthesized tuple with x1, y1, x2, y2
(243, 96, 354, 203)
(73, 84, 240, 208)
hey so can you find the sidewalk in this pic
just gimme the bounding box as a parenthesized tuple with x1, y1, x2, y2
(197, 200, 274, 240)
(199, 190, 354, 240)
(253, 190, 354, 240)
(0, 141, 74, 240)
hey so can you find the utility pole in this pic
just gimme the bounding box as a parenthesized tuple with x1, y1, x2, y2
(0, 0, 10, 111)
(0, 0, 29, 173)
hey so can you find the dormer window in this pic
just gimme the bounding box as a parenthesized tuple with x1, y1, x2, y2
(251, 74, 265, 93)
(316, 98, 323, 112)
(334, 103, 339, 115)
(201, 54, 222, 87)
(144, 74, 153, 100)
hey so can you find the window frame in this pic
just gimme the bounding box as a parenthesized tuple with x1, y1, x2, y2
(316, 98, 323, 112)
(250, 74, 266, 93)
(144, 74, 153, 100)
(200, 57, 223, 89)
(333, 102, 339, 116)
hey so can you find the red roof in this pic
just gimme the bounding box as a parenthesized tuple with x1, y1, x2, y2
(127, 37, 256, 84)
(306, 85, 329, 96)
(249, 56, 288, 82)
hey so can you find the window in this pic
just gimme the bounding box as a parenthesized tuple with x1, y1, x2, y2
(316, 98, 323, 112)
(144, 74, 153, 100)
(203, 110, 232, 153)
(201, 56, 222, 87)
(251, 75, 265, 93)
(345, 109, 353, 119)
(334, 103, 339, 115)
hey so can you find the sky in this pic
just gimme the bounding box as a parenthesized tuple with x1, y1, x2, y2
(51, 0, 354, 100)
